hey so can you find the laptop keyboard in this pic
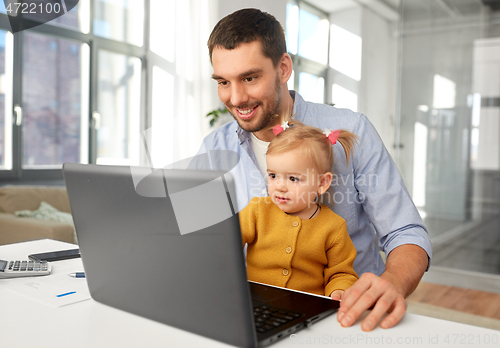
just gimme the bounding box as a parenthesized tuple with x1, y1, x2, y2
(253, 304, 302, 333)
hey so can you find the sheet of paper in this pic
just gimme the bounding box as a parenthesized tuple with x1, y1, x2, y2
(0, 258, 91, 307)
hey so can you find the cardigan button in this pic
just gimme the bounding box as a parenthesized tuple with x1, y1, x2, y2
(292, 221, 299, 227)
(282, 268, 289, 276)
(285, 247, 292, 254)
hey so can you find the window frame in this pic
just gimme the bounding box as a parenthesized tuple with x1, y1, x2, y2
(0, 0, 152, 182)
(286, 0, 330, 104)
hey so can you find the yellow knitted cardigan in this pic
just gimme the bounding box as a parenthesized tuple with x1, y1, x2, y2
(239, 196, 358, 297)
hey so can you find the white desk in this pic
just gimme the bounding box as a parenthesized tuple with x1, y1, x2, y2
(1, 239, 498, 348)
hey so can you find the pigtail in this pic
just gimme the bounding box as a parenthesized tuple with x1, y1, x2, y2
(336, 130, 359, 165)
(286, 118, 303, 127)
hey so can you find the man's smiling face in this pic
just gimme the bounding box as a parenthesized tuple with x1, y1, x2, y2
(211, 40, 283, 133)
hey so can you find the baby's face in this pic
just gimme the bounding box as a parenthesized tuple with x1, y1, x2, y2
(266, 151, 325, 219)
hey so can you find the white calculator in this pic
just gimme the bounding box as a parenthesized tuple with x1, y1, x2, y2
(0, 259, 51, 278)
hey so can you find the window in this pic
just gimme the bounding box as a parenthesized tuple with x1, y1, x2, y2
(94, 0, 144, 46)
(331, 84, 358, 111)
(150, 66, 174, 168)
(0, 0, 213, 181)
(329, 24, 362, 81)
(286, 1, 365, 111)
(297, 9, 329, 65)
(22, 33, 89, 167)
(96, 51, 141, 165)
(150, 0, 175, 61)
(0, 1, 143, 179)
(0, 1, 145, 178)
(24, 0, 89, 32)
(328, 21, 362, 112)
(0, 30, 13, 170)
(286, 1, 328, 103)
(299, 72, 324, 104)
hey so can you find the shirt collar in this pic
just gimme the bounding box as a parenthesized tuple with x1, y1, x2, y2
(290, 90, 306, 123)
(236, 126, 249, 144)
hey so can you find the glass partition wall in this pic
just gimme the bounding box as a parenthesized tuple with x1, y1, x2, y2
(399, 0, 500, 286)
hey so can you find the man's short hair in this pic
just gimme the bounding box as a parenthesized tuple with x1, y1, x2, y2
(207, 8, 287, 67)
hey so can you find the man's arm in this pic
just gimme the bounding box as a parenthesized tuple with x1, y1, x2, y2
(337, 244, 428, 331)
(332, 111, 431, 331)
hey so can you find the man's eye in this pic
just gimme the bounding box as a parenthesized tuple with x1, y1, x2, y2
(245, 77, 255, 82)
(218, 81, 228, 86)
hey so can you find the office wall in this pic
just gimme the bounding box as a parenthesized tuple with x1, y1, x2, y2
(216, 0, 287, 25)
(359, 8, 398, 158)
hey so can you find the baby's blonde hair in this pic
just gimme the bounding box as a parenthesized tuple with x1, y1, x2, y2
(266, 120, 358, 173)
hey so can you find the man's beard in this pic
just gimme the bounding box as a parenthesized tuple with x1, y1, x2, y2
(227, 73, 282, 133)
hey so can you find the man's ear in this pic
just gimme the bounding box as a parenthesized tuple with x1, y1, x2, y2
(318, 172, 333, 195)
(278, 53, 293, 86)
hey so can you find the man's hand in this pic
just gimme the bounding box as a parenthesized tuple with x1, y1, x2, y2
(337, 245, 428, 331)
(337, 273, 406, 331)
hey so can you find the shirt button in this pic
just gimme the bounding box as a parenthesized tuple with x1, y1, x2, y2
(262, 189, 267, 195)
(292, 221, 299, 227)
(282, 269, 289, 276)
(285, 247, 292, 254)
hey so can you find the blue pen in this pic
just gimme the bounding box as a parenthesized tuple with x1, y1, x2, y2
(69, 272, 85, 278)
(56, 291, 76, 297)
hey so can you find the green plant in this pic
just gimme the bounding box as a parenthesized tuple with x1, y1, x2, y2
(206, 107, 229, 127)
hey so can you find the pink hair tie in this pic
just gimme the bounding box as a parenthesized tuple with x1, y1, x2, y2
(323, 129, 341, 145)
(272, 121, 290, 135)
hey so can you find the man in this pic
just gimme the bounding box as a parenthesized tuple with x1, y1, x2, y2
(196, 8, 432, 331)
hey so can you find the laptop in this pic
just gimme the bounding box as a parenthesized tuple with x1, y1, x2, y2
(63, 163, 339, 347)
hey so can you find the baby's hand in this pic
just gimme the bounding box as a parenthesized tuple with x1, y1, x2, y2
(330, 290, 344, 301)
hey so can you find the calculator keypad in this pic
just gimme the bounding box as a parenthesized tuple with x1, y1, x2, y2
(9, 260, 47, 271)
(1, 260, 51, 278)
